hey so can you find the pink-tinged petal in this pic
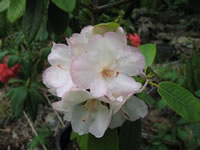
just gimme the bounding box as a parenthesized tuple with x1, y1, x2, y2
(48, 43, 71, 68)
(106, 74, 142, 96)
(90, 77, 107, 97)
(109, 110, 126, 129)
(118, 46, 145, 76)
(42, 66, 71, 89)
(103, 32, 125, 58)
(56, 81, 73, 97)
(80, 25, 94, 41)
(71, 54, 100, 89)
(122, 96, 148, 121)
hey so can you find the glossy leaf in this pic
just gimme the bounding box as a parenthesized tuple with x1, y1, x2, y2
(158, 82, 200, 122)
(138, 43, 156, 67)
(26, 89, 39, 121)
(0, 50, 9, 62)
(88, 129, 119, 150)
(7, 55, 19, 68)
(0, 0, 10, 13)
(8, 78, 25, 84)
(7, 0, 26, 23)
(51, 0, 76, 12)
(71, 131, 88, 150)
(23, 0, 45, 43)
(119, 120, 142, 150)
(93, 22, 120, 35)
(11, 86, 28, 118)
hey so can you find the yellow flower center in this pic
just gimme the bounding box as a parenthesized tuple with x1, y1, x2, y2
(101, 67, 119, 78)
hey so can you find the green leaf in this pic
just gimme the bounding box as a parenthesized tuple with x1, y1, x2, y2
(8, 78, 25, 84)
(0, 50, 9, 62)
(158, 81, 200, 122)
(26, 90, 38, 121)
(138, 43, 156, 67)
(88, 128, 119, 150)
(7, 0, 26, 23)
(119, 120, 142, 150)
(11, 86, 28, 118)
(0, 0, 10, 13)
(48, 1, 69, 35)
(23, 0, 45, 43)
(93, 22, 120, 35)
(29, 125, 53, 149)
(40, 48, 51, 60)
(71, 131, 88, 150)
(7, 55, 19, 68)
(51, 0, 76, 12)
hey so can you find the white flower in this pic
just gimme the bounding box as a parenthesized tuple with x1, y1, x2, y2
(67, 26, 94, 57)
(71, 32, 145, 98)
(109, 96, 148, 129)
(52, 90, 113, 138)
(42, 43, 73, 97)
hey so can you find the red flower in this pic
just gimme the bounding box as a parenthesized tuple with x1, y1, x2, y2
(127, 33, 141, 47)
(0, 56, 20, 83)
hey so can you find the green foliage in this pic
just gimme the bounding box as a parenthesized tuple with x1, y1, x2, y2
(158, 82, 200, 122)
(51, 0, 76, 13)
(29, 125, 53, 150)
(7, 55, 19, 67)
(71, 131, 89, 150)
(71, 128, 119, 150)
(119, 120, 142, 150)
(0, 50, 9, 62)
(10, 86, 28, 118)
(88, 129, 119, 150)
(138, 43, 157, 68)
(0, 0, 10, 13)
(7, 0, 26, 23)
(22, 0, 45, 43)
(93, 22, 120, 35)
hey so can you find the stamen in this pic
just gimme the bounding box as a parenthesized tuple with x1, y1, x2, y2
(82, 99, 97, 123)
(57, 64, 69, 70)
(101, 67, 119, 78)
(115, 72, 119, 77)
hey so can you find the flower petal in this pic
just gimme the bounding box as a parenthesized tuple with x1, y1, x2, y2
(106, 74, 142, 96)
(48, 43, 71, 68)
(90, 76, 107, 97)
(109, 110, 126, 129)
(118, 46, 145, 76)
(61, 90, 93, 109)
(43, 66, 70, 88)
(122, 96, 148, 121)
(89, 101, 112, 138)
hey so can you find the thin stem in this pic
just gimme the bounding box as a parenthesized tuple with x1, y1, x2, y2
(80, 3, 94, 12)
(23, 111, 48, 150)
(149, 80, 160, 88)
(43, 92, 65, 128)
(95, 0, 131, 11)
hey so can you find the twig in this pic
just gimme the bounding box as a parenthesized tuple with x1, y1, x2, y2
(80, 3, 94, 11)
(23, 111, 48, 150)
(95, 0, 131, 11)
(43, 92, 65, 128)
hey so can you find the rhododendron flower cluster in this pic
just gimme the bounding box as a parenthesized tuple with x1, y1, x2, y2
(127, 33, 141, 47)
(43, 25, 148, 138)
(0, 56, 20, 83)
